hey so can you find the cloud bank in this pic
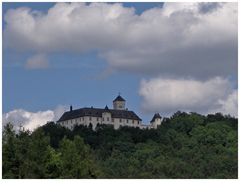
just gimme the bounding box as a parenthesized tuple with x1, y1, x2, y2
(3, 2, 237, 117)
(4, 2, 237, 78)
(139, 77, 237, 117)
(3, 105, 67, 131)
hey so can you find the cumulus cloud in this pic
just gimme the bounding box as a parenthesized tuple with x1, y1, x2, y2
(25, 53, 49, 69)
(3, 2, 237, 79)
(210, 90, 238, 117)
(3, 3, 237, 117)
(139, 77, 237, 117)
(3, 105, 67, 131)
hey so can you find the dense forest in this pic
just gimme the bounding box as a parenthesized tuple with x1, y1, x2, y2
(3, 111, 238, 179)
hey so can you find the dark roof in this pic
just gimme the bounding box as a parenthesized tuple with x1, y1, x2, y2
(150, 113, 162, 123)
(104, 105, 111, 112)
(57, 107, 141, 122)
(113, 95, 125, 102)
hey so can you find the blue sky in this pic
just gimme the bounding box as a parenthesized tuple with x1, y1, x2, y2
(2, 2, 237, 129)
(3, 2, 163, 122)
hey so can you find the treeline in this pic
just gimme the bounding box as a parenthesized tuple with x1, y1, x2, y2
(3, 112, 238, 178)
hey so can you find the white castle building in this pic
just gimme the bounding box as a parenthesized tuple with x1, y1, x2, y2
(57, 95, 162, 130)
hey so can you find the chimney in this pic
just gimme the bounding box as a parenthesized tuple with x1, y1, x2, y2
(70, 105, 73, 112)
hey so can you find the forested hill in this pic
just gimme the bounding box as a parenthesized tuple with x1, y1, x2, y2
(3, 112, 237, 179)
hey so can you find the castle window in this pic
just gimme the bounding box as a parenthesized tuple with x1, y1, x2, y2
(112, 118, 114, 122)
(107, 117, 109, 121)
(132, 120, 134, 124)
(89, 117, 92, 121)
(120, 119, 122, 123)
(138, 121, 139, 124)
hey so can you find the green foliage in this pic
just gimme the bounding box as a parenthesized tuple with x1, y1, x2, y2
(2, 112, 238, 178)
(2, 123, 19, 178)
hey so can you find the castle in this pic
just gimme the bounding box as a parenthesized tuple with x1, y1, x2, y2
(57, 95, 162, 130)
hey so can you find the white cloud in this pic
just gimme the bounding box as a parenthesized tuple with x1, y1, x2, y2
(3, 2, 237, 79)
(210, 90, 238, 117)
(3, 105, 67, 131)
(139, 77, 237, 117)
(3, 3, 237, 117)
(25, 53, 49, 69)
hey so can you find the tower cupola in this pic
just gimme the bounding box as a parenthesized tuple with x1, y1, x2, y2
(150, 113, 162, 129)
(113, 94, 126, 110)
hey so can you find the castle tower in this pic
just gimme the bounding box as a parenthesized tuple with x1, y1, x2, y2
(150, 113, 162, 129)
(113, 94, 126, 110)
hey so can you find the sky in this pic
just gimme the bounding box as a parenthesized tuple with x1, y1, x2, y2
(2, 2, 238, 131)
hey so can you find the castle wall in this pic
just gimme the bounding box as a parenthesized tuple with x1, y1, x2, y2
(59, 116, 142, 130)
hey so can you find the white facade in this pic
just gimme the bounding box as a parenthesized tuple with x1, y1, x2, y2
(58, 115, 142, 130)
(150, 118, 162, 129)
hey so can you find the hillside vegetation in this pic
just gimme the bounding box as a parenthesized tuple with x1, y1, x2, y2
(3, 112, 237, 178)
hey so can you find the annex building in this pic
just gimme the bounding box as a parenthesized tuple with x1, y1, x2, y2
(57, 95, 162, 130)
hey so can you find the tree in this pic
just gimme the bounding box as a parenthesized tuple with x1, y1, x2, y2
(22, 128, 50, 178)
(2, 123, 19, 178)
(58, 136, 100, 178)
(3, 112, 237, 179)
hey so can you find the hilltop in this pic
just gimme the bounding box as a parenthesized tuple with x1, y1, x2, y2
(3, 111, 237, 178)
